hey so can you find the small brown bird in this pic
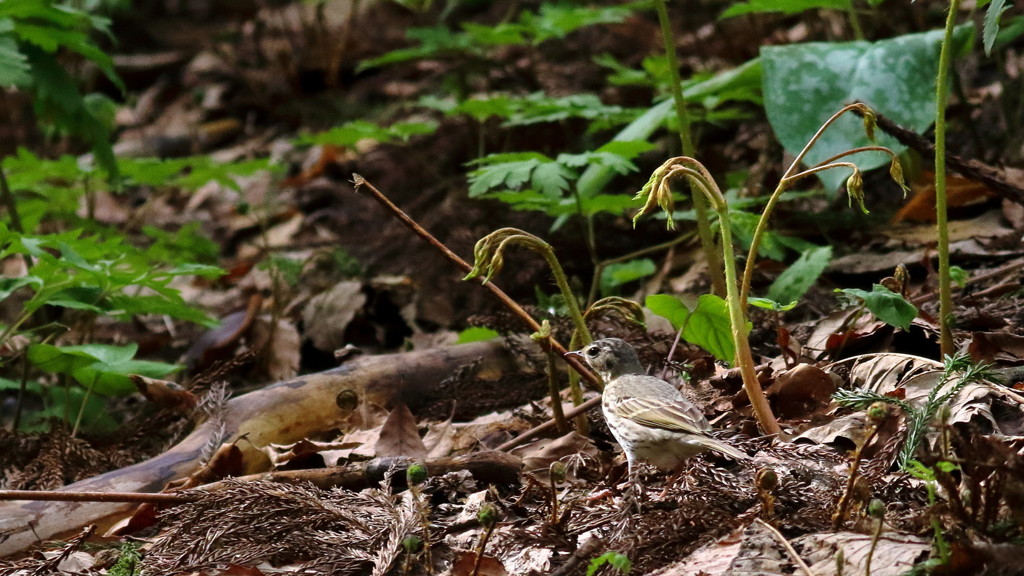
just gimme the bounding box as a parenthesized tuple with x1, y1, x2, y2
(568, 338, 747, 478)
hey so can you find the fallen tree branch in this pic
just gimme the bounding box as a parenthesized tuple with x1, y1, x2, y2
(0, 451, 521, 505)
(0, 340, 519, 557)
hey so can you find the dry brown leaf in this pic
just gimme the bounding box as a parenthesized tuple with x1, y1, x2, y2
(766, 363, 838, 419)
(968, 331, 1024, 364)
(658, 524, 744, 575)
(131, 375, 198, 412)
(512, 432, 601, 482)
(796, 531, 930, 576)
(451, 550, 508, 576)
(249, 316, 301, 381)
(422, 416, 456, 459)
(893, 171, 995, 223)
(263, 439, 361, 469)
(374, 403, 428, 459)
(302, 280, 366, 352)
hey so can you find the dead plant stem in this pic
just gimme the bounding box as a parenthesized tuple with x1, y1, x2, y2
(349, 175, 601, 418)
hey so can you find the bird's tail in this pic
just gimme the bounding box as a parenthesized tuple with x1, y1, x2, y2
(696, 436, 748, 460)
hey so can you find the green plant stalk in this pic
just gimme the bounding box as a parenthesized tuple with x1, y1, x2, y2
(654, 0, 726, 298)
(934, 0, 960, 356)
(540, 326, 571, 435)
(410, 483, 434, 574)
(715, 200, 782, 435)
(567, 330, 589, 434)
(673, 165, 781, 435)
(845, 2, 865, 40)
(536, 241, 593, 346)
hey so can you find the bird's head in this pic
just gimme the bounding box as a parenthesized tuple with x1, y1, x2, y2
(565, 338, 643, 381)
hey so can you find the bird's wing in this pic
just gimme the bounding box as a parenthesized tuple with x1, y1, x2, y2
(611, 396, 710, 434)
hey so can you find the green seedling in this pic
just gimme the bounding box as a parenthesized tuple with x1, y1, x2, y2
(833, 353, 997, 469)
(587, 551, 631, 576)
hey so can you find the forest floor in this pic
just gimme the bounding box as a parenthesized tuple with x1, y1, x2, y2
(1, 1, 1024, 575)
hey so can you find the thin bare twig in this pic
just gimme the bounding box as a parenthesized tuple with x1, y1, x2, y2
(350, 174, 601, 437)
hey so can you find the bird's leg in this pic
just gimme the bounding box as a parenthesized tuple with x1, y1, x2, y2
(623, 462, 644, 514)
(658, 464, 688, 499)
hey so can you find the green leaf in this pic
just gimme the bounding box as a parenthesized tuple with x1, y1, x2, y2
(296, 120, 437, 147)
(729, 211, 786, 261)
(762, 26, 973, 192)
(600, 259, 656, 296)
(29, 342, 179, 396)
(576, 58, 762, 201)
(27, 343, 104, 376)
(685, 294, 737, 364)
(0, 275, 41, 301)
(467, 153, 552, 197)
(646, 293, 736, 364)
(455, 326, 500, 344)
(839, 284, 918, 330)
(722, 0, 851, 18)
(587, 551, 631, 576)
(748, 297, 798, 312)
(646, 293, 691, 329)
(0, 32, 30, 87)
(766, 245, 832, 305)
(983, 0, 1009, 55)
(107, 294, 217, 326)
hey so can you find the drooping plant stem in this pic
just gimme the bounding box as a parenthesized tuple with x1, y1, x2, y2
(639, 159, 781, 435)
(654, 0, 726, 298)
(934, 0, 961, 356)
(737, 103, 908, 307)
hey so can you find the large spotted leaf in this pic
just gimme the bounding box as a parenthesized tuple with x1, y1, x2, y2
(762, 26, 972, 192)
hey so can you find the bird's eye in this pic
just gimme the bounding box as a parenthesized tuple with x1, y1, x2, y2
(585, 347, 600, 357)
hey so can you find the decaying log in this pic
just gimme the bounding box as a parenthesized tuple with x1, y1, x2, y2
(0, 340, 520, 557)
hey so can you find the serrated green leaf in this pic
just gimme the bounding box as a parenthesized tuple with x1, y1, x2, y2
(0, 33, 30, 87)
(646, 293, 691, 329)
(766, 245, 832, 305)
(531, 162, 575, 196)
(297, 120, 436, 147)
(729, 211, 787, 261)
(839, 284, 917, 330)
(468, 159, 540, 196)
(685, 294, 736, 364)
(0, 275, 41, 301)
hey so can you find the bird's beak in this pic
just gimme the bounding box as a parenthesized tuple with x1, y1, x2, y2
(563, 349, 584, 359)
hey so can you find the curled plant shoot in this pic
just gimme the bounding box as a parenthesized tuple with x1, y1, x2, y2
(465, 227, 599, 431)
(739, 102, 911, 308)
(464, 227, 592, 347)
(634, 157, 781, 435)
